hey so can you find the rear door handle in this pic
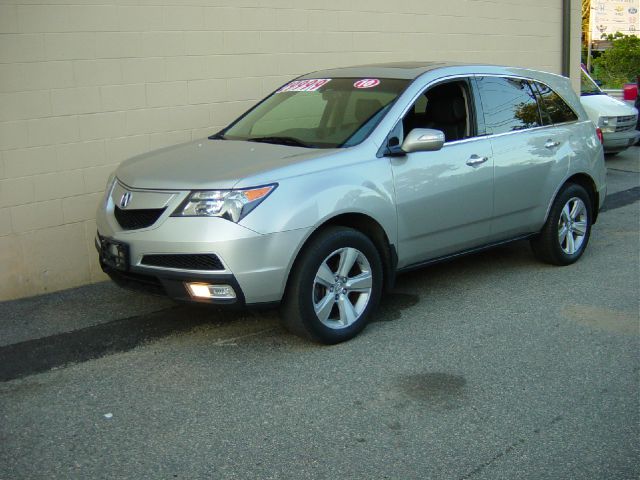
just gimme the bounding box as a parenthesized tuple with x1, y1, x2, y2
(545, 140, 560, 149)
(466, 154, 489, 167)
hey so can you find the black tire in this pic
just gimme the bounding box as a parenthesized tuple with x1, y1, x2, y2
(530, 183, 593, 265)
(280, 227, 383, 344)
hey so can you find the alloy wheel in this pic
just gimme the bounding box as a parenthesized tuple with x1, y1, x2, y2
(557, 197, 588, 255)
(312, 247, 373, 329)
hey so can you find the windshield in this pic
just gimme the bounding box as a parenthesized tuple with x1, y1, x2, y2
(580, 70, 604, 96)
(220, 77, 410, 148)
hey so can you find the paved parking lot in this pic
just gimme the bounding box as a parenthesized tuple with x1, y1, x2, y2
(1, 147, 638, 479)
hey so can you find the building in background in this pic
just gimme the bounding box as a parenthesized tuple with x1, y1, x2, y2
(0, 0, 582, 300)
(591, 0, 640, 49)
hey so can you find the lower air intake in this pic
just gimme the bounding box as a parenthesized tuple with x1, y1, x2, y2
(141, 254, 225, 271)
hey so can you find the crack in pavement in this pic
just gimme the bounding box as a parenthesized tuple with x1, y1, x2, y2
(458, 415, 564, 479)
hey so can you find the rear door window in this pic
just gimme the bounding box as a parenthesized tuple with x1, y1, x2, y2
(532, 82, 578, 125)
(476, 76, 542, 134)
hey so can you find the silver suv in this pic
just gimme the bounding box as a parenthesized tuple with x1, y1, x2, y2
(96, 62, 607, 344)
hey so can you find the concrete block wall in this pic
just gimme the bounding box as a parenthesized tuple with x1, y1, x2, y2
(0, 0, 581, 300)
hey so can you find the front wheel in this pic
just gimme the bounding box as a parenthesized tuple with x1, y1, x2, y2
(280, 227, 383, 344)
(530, 183, 593, 265)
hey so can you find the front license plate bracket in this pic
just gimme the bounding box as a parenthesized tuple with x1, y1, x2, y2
(100, 237, 129, 271)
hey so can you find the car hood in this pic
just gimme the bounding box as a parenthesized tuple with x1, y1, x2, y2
(580, 94, 638, 121)
(115, 139, 336, 190)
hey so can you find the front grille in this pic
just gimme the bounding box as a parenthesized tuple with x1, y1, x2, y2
(141, 254, 224, 271)
(616, 115, 636, 123)
(114, 207, 165, 230)
(615, 115, 637, 132)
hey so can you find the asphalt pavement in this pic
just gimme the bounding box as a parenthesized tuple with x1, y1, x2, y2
(1, 147, 638, 480)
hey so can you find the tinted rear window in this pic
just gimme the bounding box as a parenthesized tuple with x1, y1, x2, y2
(533, 82, 578, 125)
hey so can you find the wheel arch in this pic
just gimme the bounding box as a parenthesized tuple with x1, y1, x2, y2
(545, 172, 600, 225)
(564, 173, 600, 223)
(284, 212, 397, 298)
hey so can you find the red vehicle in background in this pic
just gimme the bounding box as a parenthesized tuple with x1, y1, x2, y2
(622, 82, 638, 101)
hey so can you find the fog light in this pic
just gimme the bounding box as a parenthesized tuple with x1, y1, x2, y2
(186, 282, 236, 300)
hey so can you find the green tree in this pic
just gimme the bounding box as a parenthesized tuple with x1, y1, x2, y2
(592, 33, 640, 88)
(582, 0, 590, 49)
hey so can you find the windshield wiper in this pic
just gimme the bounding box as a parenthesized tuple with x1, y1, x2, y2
(208, 131, 226, 140)
(247, 136, 316, 148)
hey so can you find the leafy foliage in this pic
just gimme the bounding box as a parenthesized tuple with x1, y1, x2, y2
(581, 0, 590, 48)
(592, 33, 640, 88)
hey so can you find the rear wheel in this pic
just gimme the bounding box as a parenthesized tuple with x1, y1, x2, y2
(531, 183, 592, 265)
(280, 227, 383, 344)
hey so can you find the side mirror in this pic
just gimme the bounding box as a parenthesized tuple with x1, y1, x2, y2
(401, 128, 445, 153)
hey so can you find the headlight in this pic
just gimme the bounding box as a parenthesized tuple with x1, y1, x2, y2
(598, 116, 616, 133)
(173, 184, 276, 222)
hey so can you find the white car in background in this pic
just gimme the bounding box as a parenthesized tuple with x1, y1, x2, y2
(580, 68, 639, 154)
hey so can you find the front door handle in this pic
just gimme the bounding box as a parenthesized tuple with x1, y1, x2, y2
(466, 154, 489, 167)
(545, 139, 560, 149)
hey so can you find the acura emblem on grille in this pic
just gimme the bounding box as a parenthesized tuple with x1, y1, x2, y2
(119, 191, 132, 209)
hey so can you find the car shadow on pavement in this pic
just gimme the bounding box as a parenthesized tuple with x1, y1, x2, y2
(0, 304, 241, 382)
(0, 288, 425, 383)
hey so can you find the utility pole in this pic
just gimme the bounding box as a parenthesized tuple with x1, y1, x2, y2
(582, 0, 592, 71)
(587, 4, 593, 72)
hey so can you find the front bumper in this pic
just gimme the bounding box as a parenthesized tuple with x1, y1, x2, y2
(602, 129, 639, 152)
(95, 215, 310, 305)
(98, 252, 247, 306)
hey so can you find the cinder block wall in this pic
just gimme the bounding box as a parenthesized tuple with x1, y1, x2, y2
(0, 0, 580, 300)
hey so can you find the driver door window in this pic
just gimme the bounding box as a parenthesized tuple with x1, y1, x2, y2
(401, 80, 475, 143)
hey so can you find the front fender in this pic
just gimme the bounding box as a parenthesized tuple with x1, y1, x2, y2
(240, 158, 398, 246)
